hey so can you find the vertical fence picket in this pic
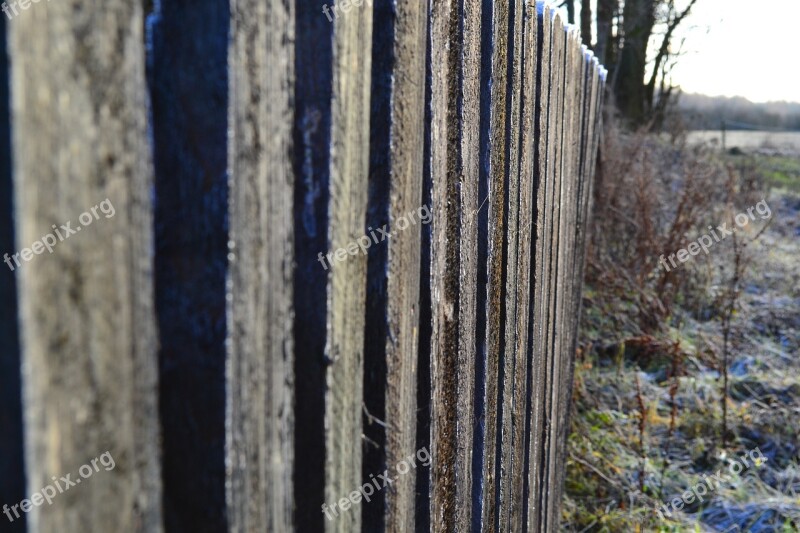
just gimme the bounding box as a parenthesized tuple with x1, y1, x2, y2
(498, 0, 525, 526)
(426, 0, 462, 529)
(9, 2, 162, 531)
(476, 1, 511, 530)
(320, 5, 374, 532)
(539, 11, 567, 531)
(456, 0, 483, 530)
(425, 0, 487, 530)
(226, 0, 294, 531)
(526, 5, 553, 530)
(510, 5, 539, 531)
(363, 0, 428, 531)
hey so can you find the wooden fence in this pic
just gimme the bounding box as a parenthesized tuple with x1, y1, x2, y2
(0, 0, 604, 532)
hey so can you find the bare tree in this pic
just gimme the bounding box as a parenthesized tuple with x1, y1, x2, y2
(598, 0, 700, 127)
(614, 0, 658, 124)
(562, 0, 576, 24)
(645, 0, 700, 121)
(581, 0, 593, 47)
(595, 0, 617, 66)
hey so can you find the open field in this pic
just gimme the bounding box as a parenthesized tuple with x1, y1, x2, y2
(688, 130, 800, 154)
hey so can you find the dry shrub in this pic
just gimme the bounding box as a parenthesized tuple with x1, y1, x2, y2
(587, 109, 755, 330)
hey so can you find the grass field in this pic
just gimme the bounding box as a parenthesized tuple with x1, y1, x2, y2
(752, 155, 800, 192)
(687, 131, 800, 153)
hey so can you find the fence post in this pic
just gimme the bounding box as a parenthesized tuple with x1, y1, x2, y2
(9, 2, 162, 531)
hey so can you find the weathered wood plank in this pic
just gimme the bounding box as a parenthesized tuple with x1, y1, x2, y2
(551, 25, 583, 531)
(525, 5, 553, 530)
(147, 1, 229, 529)
(363, 0, 428, 531)
(539, 11, 567, 531)
(455, 0, 483, 530)
(226, 0, 294, 531)
(476, 1, 510, 530)
(10, 2, 162, 531)
(498, 0, 525, 527)
(322, 4, 374, 533)
(509, 4, 539, 531)
(427, 0, 462, 529)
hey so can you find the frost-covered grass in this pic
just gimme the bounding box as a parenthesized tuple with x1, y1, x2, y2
(562, 136, 800, 532)
(750, 154, 800, 192)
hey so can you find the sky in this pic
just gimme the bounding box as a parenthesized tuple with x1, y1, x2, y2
(562, 0, 800, 104)
(668, 0, 800, 103)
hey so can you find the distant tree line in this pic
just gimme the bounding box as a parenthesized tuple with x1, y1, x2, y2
(676, 93, 800, 131)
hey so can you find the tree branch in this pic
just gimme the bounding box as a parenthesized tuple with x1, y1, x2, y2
(647, 0, 699, 96)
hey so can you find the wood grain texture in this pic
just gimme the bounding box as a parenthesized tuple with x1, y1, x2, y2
(455, 0, 483, 530)
(10, 1, 162, 531)
(427, 0, 462, 529)
(550, 33, 584, 524)
(509, 5, 539, 531)
(363, 0, 428, 531)
(498, 0, 525, 527)
(476, 1, 510, 530)
(526, 5, 552, 530)
(226, 0, 294, 531)
(323, 3, 374, 532)
(540, 11, 566, 531)
(554, 29, 579, 511)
